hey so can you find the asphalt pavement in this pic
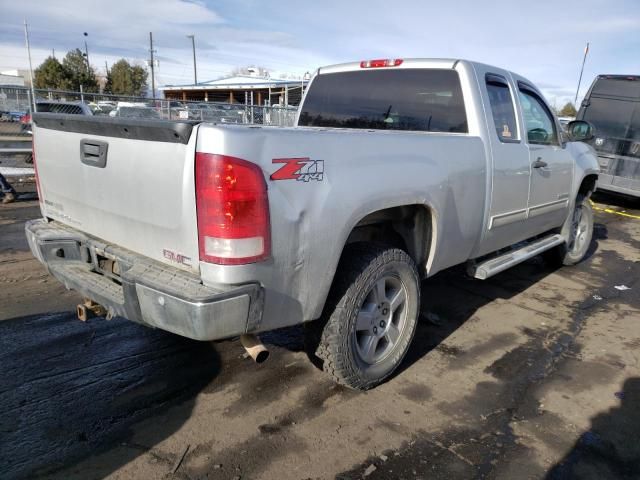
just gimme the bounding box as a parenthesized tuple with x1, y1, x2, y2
(1, 182, 638, 480)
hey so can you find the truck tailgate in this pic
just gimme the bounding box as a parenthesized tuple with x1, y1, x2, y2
(32, 114, 200, 273)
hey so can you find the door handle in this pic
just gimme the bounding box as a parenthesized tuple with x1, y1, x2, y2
(533, 157, 548, 169)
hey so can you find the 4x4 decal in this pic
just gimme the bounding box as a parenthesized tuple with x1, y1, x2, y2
(271, 158, 324, 182)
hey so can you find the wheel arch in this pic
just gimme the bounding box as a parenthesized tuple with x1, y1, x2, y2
(341, 204, 436, 274)
(308, 201, 438, 321)
(578, 173, 598, 199)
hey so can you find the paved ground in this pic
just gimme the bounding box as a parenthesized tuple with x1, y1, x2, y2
(1, 180, 638, 480)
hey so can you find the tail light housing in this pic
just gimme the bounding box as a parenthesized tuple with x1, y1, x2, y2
(32, 134, 42, 204)
(20, 113, 31, 124)
(195, 153, 270, 265)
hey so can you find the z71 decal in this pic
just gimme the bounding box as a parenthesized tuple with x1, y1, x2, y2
(271, 158, 324, 182)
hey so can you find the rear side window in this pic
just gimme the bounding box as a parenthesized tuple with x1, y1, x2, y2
(485, 74, 518, 142)
(518, 88, 558, 145)
(299, 69, 468, 133)
(583, 97, 640, 142)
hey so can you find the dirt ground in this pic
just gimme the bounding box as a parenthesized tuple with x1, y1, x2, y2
(1, 181, 639, 480)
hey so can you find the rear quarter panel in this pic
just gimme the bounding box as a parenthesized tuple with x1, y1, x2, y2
(197, 124, 486, 332)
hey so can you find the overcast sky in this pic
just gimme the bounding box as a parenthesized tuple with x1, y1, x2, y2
(1, 0, 639, 106)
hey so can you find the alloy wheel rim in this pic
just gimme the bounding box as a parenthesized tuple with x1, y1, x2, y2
(569, 205, 589, 254)
(354, 275, 408, 365)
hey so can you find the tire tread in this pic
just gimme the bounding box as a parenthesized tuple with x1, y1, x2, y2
(307, 243, 419, 390)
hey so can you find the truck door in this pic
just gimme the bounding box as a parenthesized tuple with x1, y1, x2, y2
(517, 84, 573, 232)
(479, 72, 533, 254)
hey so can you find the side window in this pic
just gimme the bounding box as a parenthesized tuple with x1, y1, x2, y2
(518, 88, 558, 145)
(486, 74, 518, 142)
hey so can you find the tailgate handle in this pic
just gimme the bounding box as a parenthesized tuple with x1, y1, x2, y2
(80, 139, 108, 168)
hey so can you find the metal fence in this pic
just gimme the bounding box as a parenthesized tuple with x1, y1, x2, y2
(0, 86, 300, 140)
(163, 85, 305, 109)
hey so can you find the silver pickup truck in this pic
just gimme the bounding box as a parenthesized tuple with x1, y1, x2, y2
(26, 58, 599, 389)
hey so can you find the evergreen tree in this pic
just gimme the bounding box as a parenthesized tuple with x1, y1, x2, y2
(104, 59, 148, 96)
(559, 102, 577, 117)
(61, 48, 99, 92)
(33, 56, 68, 90)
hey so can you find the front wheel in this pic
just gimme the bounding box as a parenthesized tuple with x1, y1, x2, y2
(546, 196, 594, 266)
(306, 243, 420, 390)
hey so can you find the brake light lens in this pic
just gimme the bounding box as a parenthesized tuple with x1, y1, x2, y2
(32, 134, 42, 205)
(360, 58, 403, 68)
(20, 113, 31, 124)
(195, 153, 270, 265)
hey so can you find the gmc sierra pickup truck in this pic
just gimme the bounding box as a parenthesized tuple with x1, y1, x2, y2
(27, 58, 599, 389)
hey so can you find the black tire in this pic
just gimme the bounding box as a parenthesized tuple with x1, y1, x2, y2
(306, 243, 420, 390)
(545, 196, 594, 266)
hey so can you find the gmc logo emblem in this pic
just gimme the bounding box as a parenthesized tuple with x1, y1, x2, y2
(163, 249, 192, 267)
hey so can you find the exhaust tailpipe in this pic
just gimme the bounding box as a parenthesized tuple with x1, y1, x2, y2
(77, 303, 90, 322)
(240, 334, 269, 363)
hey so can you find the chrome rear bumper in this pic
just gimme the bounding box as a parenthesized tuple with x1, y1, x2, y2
(25, 219, 263, 341)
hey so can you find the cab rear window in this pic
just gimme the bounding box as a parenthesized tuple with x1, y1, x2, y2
(299, 69, 468, 133)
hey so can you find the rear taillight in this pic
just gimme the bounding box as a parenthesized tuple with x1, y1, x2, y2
(20, 114, 31, 124)
(195, 153, 270, 265)
(32, 135, 42, 204)
(360, 58, 403, 68)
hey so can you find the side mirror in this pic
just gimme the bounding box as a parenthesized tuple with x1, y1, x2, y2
(566, 120, 595, 142)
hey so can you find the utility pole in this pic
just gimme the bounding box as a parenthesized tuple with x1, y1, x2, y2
(83, 32, 90, 73)
(574, 42, 590, 108)
(23, 20, 36, 111)
(149, 32, 156, 100)
(104, 60, 109, 76)
(186, 34, 197, 85)
(52, 48, 55, 59)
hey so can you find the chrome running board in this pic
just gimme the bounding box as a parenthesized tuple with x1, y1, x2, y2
(470, 234, 565, 280)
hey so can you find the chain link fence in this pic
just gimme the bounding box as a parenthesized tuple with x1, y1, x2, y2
(1, 86, 300, 141)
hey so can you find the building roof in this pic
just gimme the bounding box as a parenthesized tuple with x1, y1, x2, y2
(160, 75, 307, 91)
(0, 72, 25, 87)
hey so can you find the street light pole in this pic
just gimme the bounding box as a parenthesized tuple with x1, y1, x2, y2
(149, 32, 157, 100)
(574, 42, 590, 108)
(23, 20, 36, 111)
(83, 32, 90, 73)
(186, 35, 197, 85)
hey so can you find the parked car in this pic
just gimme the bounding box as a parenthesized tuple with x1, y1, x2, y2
(210, 103, 245, 123)
(88, 102, 115, 116)
(577, 74, 640, 198)
(109, 105, 161, 119)
(164, 101, 192, 120)
(558, 116, 575, 132)
(35, 101, 93, 115)
(0, 110, 25, 122)
(20, 101, 92, 134)
(191, 102, 244, 123)
(27, 58, 599, 390)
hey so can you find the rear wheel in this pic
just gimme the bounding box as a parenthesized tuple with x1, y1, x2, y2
(546, 196, 594, 266)
(306, 243, 420, 390)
